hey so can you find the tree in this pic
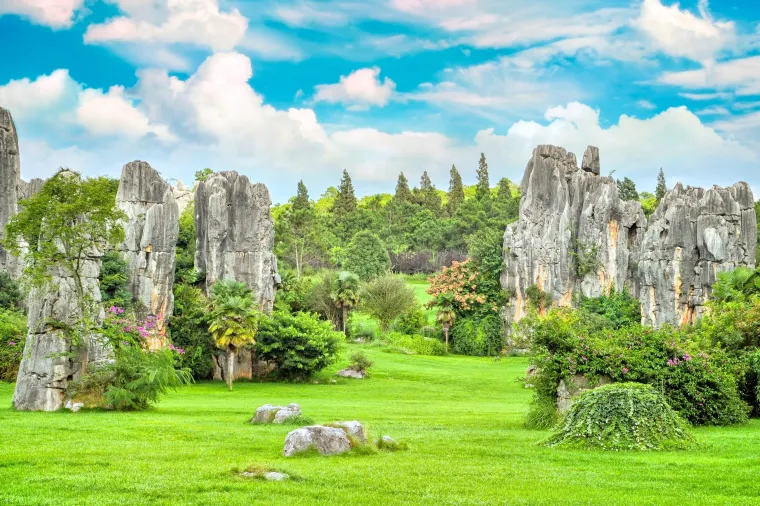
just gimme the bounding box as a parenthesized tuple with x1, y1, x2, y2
(447, 165, 465, 215)
(0, 272, 22, 310)
(394, 172, 412, 202)
(4, 170, 126, 374)
(434, 293, 457, 350)
(343, 230, 391, 281)
(756, 201, 760, 264)
(656, 168, 667, 203)
(418, 171, 441, 214)
(195, 168, 213, 183)
(617, 177, 639, 201)
(476, 153, 490, 200)
(497, 178, 513, 201)
(331, 271, 361, 334)
(208, 280, 259, 391)
(333, 170, 357, 217)
(360, 275, 417, 331)
(277, 181, 316, 279)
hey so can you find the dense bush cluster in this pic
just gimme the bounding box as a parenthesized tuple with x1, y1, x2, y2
(0, 309, 26, 382)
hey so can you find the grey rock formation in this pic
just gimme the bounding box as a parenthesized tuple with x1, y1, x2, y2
(283, 426, 352, 457)
(13, 252, 109, 411)
(556, 374, 612, 414)
(116, 161, 179, 341)
(194, 171, 279, 312)
(171, 180, 193, 216)
(502, 145, 645, 322)
(0, 107, 21, 278)
(639, 182, 757, 326)
(18, 178, 46, 200)
(331, 421, 367, 444)
(502, 144, 757, 328)
(252, 403, 302, 424)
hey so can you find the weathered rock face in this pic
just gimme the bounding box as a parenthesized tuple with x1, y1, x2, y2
(172, 180, 194, 216)
(502, 144, 757, 328)
(13, 253, 109, 411)
(0, 107, 21, 278)
(116, 161, 179, 341)
(502, 145, 646, 322)
(194, 171, 279, 311)
(18, 178, 46, 200)
(283, 426, 352, 457)
(639, 182, 757, 326)
(251, 403, 302, 424)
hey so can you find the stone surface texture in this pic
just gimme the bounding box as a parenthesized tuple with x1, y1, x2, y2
(116, 161, 179, 343)
(194, 171, 279, 312)
(283, 426, 352, 457)
(171, 180, 194, 216)
(331, 421, 367, 444)
(338, 368, 365, 379)
(252, 403, 302, 424)
(0, 107, 21, 279)
(556, 374, 612, 414)
(13, 248, 109, 411)
(502, 144, 756, 328)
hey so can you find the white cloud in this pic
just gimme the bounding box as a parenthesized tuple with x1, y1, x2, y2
(695, 105, 730, 115)
(76, 86, 175, 142)
(84, 0, 247, 51)
(635, 0, 735, 63)
(637, 100, 657, 109)
(239, 30, 304, 61)
(313, 67, 396, 109)
(678, 91, 732, 100)
(0, 70, 75, 117)
(658, 55, 760, 95)
(273, 2, 349, 27)
(0, 0, 83, 28)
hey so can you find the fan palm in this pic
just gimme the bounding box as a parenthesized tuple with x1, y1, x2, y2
(434, 293, 457, 351)
(331, 271, 361, 334)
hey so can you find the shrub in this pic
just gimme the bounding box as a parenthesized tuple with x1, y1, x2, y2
(254, 311, 343, 381)
(384, 332, 446, 356)
(175, 203, 196, 283)
(543, 383, 695, 451)
(169, 284, 215, 379)
(343, 231, 390, 281)
(99, 251, 133, 310)
(577, 287, 641, 329)
(0, 272, 23, 310)
(360, 276, 416, 331)
(305, 272, 341, 329)
(0, 309, 26, 382)
(348, 351, 374, 373)
(450, 315, 504, 357)
(392, 306, 427, 335)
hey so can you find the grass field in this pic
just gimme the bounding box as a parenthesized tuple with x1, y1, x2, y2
(2, 347, 760, 505)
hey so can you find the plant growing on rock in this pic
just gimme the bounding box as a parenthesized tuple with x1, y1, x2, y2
(543, 383, 694, 451)
(208, 280, 260, 391)
(348, 351, 374, 374)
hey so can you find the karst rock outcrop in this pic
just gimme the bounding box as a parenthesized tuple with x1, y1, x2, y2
(502, 144, 757, 328)
(0, 107, 21, 279)
(116, 161, 179, 344)
(194, 171, 280, 380)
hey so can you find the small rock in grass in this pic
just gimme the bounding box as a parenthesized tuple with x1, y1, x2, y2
(252, 403, 301, 424)
(65, 401, 84, 413)
(337, 368, 365, 379)
(264, 472, 290, 481)
(381, 436, 397, 445)
(283, 426, 352, 457)
(330, 421, 367, 444)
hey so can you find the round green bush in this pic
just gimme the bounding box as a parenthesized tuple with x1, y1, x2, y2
(542, 383, 695, 451)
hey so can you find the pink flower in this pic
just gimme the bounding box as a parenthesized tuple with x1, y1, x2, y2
(682, 353, 692, 361)
(8, 341, 16, 346)
(622, 367, 629, 375)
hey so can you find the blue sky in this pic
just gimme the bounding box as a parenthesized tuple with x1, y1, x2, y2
(0, 0, 759, 203)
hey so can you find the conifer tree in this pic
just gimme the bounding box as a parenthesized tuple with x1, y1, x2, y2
(447, 164, 465, 215)
(497, 177, 512, 200)
(333, 169, 357, 216)
(293, 180, 310, 212)
(617, 177, 639, 202)
(419, 171, 441, 213)
(476, 153, 490, 200)
(394, 172, 412, 202)
(656, 168, 667, 203)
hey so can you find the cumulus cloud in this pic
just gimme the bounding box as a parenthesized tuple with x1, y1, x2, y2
(84, 0, 248, 51)
(313, 67, 396, 109)
(0, 0, 83, 28)
(635, 0, 735, 64)
(658, 55, 760, 95)
(0, 70, 75, 116)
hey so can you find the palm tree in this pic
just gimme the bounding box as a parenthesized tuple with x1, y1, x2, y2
(208, 280, 259, 391)
(332, 271, 361, 334)
(434, 293, 456, 351)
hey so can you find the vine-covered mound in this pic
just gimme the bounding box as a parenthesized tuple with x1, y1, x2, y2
(542, 383, 695, 451)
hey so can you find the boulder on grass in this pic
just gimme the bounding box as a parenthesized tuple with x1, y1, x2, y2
(330, 421, 366, 444)
(283, 426, 351, 457)
(252, 403, 301, 424)
(337, 368, 365, 379)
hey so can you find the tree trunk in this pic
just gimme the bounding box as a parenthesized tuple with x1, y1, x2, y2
(227, 347, 235, 391)
(342, 306, 348, 335)
(444, 326, 449, 351)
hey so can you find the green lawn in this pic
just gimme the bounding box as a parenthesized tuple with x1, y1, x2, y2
(2, 348, 760, 505)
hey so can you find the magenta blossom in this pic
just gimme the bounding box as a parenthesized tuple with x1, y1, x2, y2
(8, 341, 16, 347)
(622, 367, 629, 375)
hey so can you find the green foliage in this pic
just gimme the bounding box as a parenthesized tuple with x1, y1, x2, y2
(348, 351, 374, 373)
(360, 275, 416, 331)
(195, 168, 213, 182)
(175, 203, 197, 284)
(656, 168, 667, 203)
(383, 332, 447, 356)
(305, 271, 341, 329)
(169, 284, 214, 379)
(475, 153, 490, 200)
(332, 271, 361, 332)
(0, 309, 26, 382)
(274, 270, 311, 313)
(0, 272, 22, 310)
(394, 172, 412, 202)
(570, 235, 601, 278)
(392, 306, 427, 335)
(99, 251, 133, 309)
(417, 171, 441, 213)
(616, 177, 639, 201)
(447, 165, 464, 215)
(755, 201, 759, 264)
(578, 287, 642, 329)
(543, 383, 694, 451)
(525, 284, 552, 312)
(639, 192, 657, 218)
(254, 311, 343, 381)
(523, 308, 750, 427)
(712, 266, 760, 302)
(450, 315, 504, 356)
(333, 170, 358, 217)
(343, 231, 390, 281)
